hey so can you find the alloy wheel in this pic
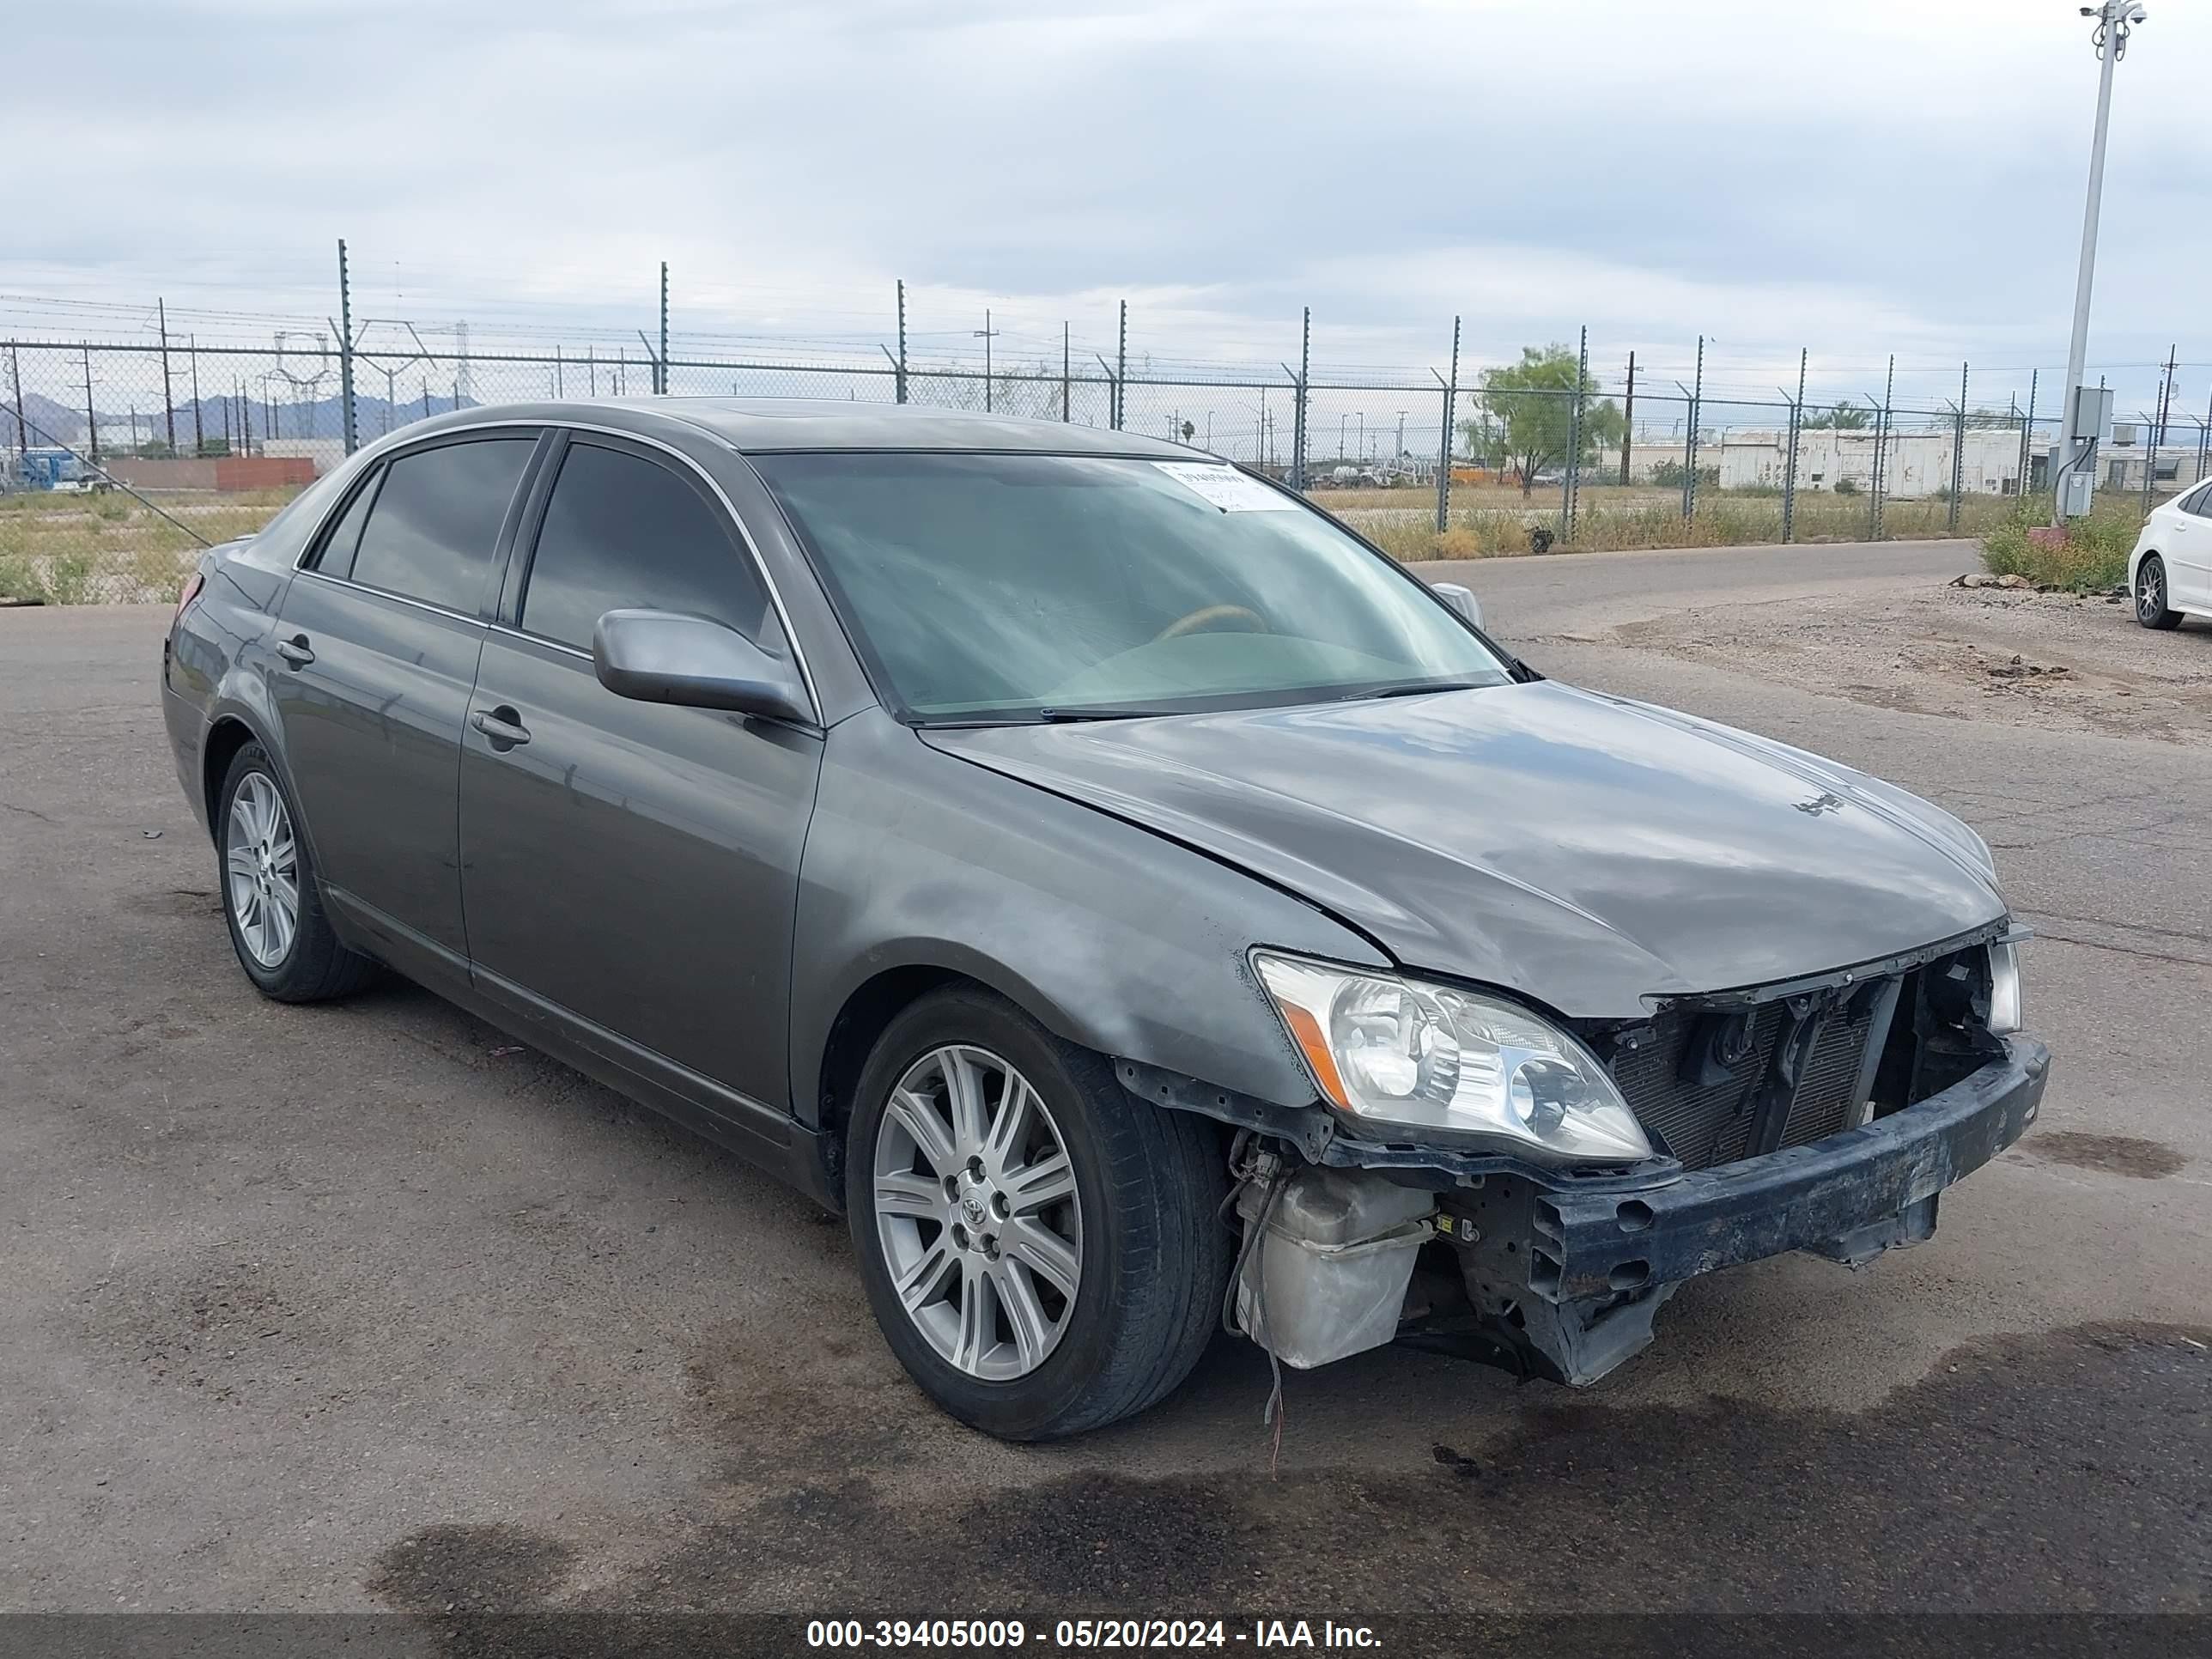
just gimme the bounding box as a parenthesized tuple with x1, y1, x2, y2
(2139, 558, 2165, 621)
(226, 771, 300, 968)
(872, 1044, 1083, 1381)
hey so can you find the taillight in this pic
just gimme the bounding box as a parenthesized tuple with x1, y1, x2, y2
(173, 571, 205, 628)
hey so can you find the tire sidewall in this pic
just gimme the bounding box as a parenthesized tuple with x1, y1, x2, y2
(845, 990, 1142, 1439)
(218, 743, 311, 995)
(2137, 555, 2171, 627)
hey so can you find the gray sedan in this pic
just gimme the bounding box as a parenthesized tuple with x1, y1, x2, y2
(161, 400, 2048, 1438)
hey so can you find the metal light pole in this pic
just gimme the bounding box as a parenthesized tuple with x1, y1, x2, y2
(2056, 1, 2148, 522)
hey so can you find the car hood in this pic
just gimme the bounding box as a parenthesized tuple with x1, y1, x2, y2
(921, 680, 2008, 1018)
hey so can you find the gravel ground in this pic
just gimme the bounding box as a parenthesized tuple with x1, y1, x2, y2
(1601, 584, 2212, 744)
(2, 543, 2208, 1642)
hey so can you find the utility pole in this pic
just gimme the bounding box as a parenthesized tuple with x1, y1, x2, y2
(659, 261, 670, 395)
(158, 297, 176, 453)
(2056, 1, 2148, 521)
(190, 336, 203, 455)
(1062, 322, 1071, 422)
(1620, 351, 1636, 484)
(1876, 354, 1895, 539)
(2019, 368, 2039, 496)
(1685, 335, 1705, 521)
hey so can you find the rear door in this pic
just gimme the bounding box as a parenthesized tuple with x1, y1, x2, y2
(271, 432, 543, 986)
(458, 431, 823, 1121)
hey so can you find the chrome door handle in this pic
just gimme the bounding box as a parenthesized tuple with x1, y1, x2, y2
(276, 635, 315, 667)
(471, 707, 532, 749)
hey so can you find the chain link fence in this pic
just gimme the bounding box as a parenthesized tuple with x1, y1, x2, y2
(6, 328, 2208, 604)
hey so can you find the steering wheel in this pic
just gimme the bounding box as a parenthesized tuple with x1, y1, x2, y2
(1152, 604, 1267, 643)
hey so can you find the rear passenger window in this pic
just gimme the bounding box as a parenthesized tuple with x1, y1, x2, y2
(2189, 482, 2212, 519)
(315, 465, 384, 580)
(349, 439, 535, 615)
(520, 441, 769, 652)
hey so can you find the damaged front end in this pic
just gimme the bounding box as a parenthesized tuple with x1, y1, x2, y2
(1139, 928, 2048, 1389)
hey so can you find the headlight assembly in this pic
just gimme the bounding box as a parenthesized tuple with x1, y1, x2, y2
(1251, 951, 1653, 1165)
(1987, 940, 2023, 1035)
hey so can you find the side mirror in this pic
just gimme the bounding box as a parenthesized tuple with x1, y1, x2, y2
(592, 609, 812, 724)
(1432, 581, 1483, 630)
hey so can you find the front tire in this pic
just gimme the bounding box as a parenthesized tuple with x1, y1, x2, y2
(216, 742, 376, 1002)
(2136, 554, 2183, 629)
(846, 988, 1231, 1440)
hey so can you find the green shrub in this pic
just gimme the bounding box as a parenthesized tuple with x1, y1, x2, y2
(1979, 504, 2138, 592)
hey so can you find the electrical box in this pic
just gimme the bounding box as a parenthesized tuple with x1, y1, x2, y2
(2069, 385, 2113, 444)
(2051, 447, 2095, 516)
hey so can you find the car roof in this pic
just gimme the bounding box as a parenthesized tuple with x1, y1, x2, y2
(407, 397, 1202, 459)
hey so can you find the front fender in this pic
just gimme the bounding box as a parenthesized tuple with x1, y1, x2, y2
(789, 708, 1379, 1133)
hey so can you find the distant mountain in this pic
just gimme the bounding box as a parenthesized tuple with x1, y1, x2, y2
(1, 391, 476, 453)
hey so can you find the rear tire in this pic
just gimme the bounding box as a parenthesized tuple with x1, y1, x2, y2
(216, 742, 377, 1003)
(846, 987, 1231, 1440)
(2136, 554, 2182, 629)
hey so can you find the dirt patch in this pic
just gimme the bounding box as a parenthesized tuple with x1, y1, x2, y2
(2030, 1131, 2190, 1180)
(1607, 587, 2212, 743)
(368, 1323, 2212, 1626)
(371, 1524, 576, 1612)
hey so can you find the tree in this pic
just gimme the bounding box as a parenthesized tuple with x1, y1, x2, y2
(1801, 402, 1870, 430)
(1464, 345, 1625, 497)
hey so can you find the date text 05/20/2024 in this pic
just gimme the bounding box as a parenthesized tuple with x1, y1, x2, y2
(805, 1618, 1383, 1650)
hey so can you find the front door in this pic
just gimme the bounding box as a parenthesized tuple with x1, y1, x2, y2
(458, 433, 822, 1118)
(270, 433, 542, 983)
(2169, 480, 2212, 609)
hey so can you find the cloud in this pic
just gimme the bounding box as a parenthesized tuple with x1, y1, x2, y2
(5, 0, 2207, 410)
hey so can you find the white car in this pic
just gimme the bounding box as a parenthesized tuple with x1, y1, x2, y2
(2130, 476, 2212, 629)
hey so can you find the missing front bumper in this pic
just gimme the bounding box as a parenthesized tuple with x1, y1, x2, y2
(1443, 1034, 2051, 1385)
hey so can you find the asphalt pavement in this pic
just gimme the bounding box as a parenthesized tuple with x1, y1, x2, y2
(1, 538, 2205, 1634)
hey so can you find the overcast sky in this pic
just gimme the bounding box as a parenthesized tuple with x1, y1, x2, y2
(6, 0, 2209, 413)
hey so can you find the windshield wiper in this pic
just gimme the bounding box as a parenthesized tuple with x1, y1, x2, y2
(1033, 705, 1187, 722)
(1331, 678, 1494, 702)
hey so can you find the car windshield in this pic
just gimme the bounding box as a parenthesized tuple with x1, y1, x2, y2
(753, 451, 1512, 722)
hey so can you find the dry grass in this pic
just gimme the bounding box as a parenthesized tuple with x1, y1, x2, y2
(1345, 484, 2022, 562)
(0, 486, 302, 604)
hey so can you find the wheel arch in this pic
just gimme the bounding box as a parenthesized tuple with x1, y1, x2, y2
(805, 949, 1095, 1156)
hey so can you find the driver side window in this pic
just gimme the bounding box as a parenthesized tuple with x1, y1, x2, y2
(520, 440, 770, 653)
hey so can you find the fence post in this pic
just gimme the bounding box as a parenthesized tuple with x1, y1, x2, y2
(1620, 350, 1635, 485)
(158, 297, 177, 453)
(189, 336, 203, 455)
(1871, 355, 1893, 541)
(1562, 325, 1587, 541)
(1115, 301, 1127, 430)
(1434, 315, 1459, 532)
(1782, 346, 1806, 544)
(895, 281, 908, 404)
(1949, 361, 1967, 531)
(82, 344, 97, 464)
(659, 262, 670, 396)
(1062, 322, 1071, 422)
(337, 240, 358, 454)
(1295, 307, 1310, 489)
(1685, 334, 1704, 522)
(9, 343, 26, 461)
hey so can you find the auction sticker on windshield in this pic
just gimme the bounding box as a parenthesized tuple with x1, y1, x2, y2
(1152, 460, 1301, 511)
